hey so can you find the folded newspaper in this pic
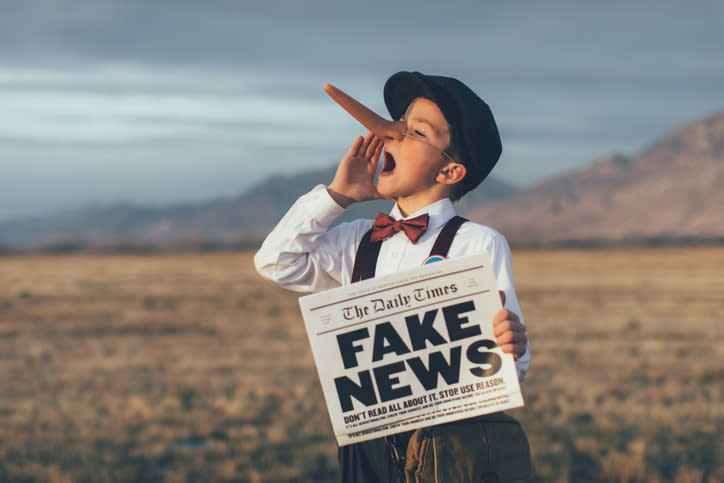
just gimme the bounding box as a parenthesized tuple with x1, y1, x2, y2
(298, 253, 524, 446)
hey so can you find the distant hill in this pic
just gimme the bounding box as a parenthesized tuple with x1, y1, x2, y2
(469, 111, 724, 245)
(6, 110, 722, 251)
(0, 166, 516, 250)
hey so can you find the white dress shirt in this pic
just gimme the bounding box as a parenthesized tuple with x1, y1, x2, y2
(254, 184, 530, 381)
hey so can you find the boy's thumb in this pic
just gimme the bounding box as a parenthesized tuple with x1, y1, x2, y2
(499, 290, 506, 307)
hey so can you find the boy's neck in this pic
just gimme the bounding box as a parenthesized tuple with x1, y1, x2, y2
(396, 192, 452, 218)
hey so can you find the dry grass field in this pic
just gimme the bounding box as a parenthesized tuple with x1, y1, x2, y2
(0, 248, 722, 482)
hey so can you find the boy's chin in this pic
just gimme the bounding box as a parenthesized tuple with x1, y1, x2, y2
(375, 181, 396, 199)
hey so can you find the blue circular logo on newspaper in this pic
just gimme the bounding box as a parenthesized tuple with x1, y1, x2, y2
(422, 255, 446, 265)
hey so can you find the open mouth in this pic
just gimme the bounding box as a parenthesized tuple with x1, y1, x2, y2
(381, 151, 396, 175)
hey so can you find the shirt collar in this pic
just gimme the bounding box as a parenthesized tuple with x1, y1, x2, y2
(389, 198, 457, 233)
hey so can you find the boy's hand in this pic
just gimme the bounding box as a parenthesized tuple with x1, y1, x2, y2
(494, 291, 527, 360)
(328, 132, 385, 207)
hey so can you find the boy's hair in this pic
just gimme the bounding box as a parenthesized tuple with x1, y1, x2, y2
(384, 72, 502, 200)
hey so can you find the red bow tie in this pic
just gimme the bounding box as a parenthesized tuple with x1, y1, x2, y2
(370, 212, 430, 244)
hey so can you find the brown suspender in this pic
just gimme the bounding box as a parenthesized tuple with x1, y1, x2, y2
(350, 228, 379, 284)
(350, 215, 468, 283)
(429, 215, 468, 259)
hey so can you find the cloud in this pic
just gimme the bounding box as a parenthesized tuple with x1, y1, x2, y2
(0, 67, 339, 143)
(1, 0, 724, 220)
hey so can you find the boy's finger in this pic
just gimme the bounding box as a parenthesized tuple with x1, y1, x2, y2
(345, 136, 364, 158)
(499, 342, 527, 359)
(493, 318, 525, 337)
(493, 308, 518, 325)
(498, 343, 515, 355)
(494, 320, 525, 338)
(369, 141, 383, 166)
(495, 330, 515, 345)
(359, 132, 373, 153)
(493, 321, 510, 337)
(364, 136, 381, 160)
(492, 309, 508, 324)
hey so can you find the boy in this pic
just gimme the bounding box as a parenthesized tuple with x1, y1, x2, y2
(255, 71, 532, 482)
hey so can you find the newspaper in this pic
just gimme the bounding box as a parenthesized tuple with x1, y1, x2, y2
(298, 253, 524, 446)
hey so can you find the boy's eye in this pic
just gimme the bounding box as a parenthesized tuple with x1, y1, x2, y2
(414, 129, 425, 137)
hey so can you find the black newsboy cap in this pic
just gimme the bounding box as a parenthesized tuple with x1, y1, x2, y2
(383, 71, 502, 196)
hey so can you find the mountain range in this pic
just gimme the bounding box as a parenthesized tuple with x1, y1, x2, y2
(1, 110, 722, 251)
(0, 166, 515, 250)
(469, 111, 724, 246)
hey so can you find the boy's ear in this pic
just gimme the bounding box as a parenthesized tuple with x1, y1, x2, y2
(436, 162, 467, 185)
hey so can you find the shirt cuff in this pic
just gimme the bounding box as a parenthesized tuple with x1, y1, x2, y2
(302, 184, 346, 227)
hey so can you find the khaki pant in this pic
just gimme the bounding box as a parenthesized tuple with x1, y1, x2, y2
(403, 413, 533, 483)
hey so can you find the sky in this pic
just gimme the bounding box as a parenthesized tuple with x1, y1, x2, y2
(1, 0, 723, 221)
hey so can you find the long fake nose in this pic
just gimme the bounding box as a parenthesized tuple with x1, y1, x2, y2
(324, 84, 405, 142)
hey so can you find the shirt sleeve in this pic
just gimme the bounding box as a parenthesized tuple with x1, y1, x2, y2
(253, 185, 371, 293)
(485, 230, 531, 383)
(451, 223, 530, 382)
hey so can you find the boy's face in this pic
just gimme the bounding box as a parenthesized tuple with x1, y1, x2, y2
(377, 97, 453, 203)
